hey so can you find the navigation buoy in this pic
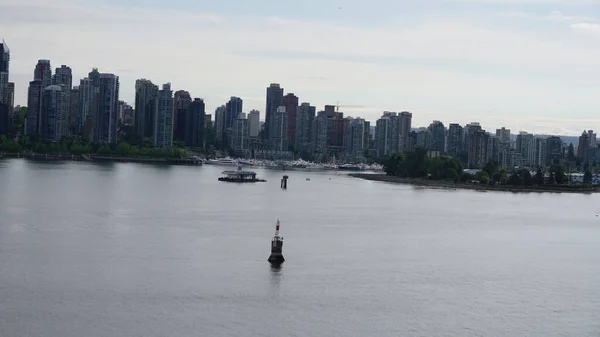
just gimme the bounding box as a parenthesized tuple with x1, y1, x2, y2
(268, 220, 285, 265)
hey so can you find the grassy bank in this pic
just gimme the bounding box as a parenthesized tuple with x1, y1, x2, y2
(349, 173, 600, 194)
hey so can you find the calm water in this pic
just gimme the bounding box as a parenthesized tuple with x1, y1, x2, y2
(0, 159, 599, 337)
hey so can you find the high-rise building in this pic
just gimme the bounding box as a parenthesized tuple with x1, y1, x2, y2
(69, 86, 80, 133)
(283, 93, 298, 146)
(416, 128, 432, 149)
(173, 90, 192, 142)
(41, 85, 67, 142)
(0, 40, 8, 73)
(374, 111, 412, 157)
(427, 120, 445, 153)
(134, 79, 158, 139)
(265, 83, 283, 140)
(398, 111, 412, 152)
(232, 113, 250, 154)
(34, 60, 52, 87)
(516, 131, 535, 167)
(154, 83, 173, 148)
(92, 73, 119, 144)
(204, 114, 212, 128)
(52, 65, 72, 136)
(345, 118, 369, 157)
(467, 129, 489, 169)
(533, 137, 547, 168)
(271, 106, 288, 152)
(577, 131, 590, 161)
(295, 102, 315, 151)
(0, 41, 9, 102)
(185, 98, 205, 148)
(446, 123, 463, 157)
(248, 110, 260, 138)
(77, 77, 94, 134)
(546, 136, 562, 165)
(313, 111, 329, 155)
(588, 130, 596, 147)
(0, 103, 8, 135)
(26, 80, 44, 135)
(0, 40, 13, 127)
(214, 105, 226, 144)
(225, 96, 243, 130)
(495, 127, 511, 143)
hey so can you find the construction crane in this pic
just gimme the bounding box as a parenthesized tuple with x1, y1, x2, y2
(335, 101, 364, 113)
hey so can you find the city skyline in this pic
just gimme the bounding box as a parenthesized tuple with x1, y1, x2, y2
(1, 0, 599, 135)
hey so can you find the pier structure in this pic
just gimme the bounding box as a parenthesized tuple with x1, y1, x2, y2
(268, 219, 285, 265)
(281, 175, 289, 189)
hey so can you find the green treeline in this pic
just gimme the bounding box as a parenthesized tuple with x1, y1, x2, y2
(382, 147, 579, 186)
(0, 134, 189, 158)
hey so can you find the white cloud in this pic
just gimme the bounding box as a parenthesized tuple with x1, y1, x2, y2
(499, 10, 596, 22)
(1, 0, 600, 134)
(571, 22, 600, 36)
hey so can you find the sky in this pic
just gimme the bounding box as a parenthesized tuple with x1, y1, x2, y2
(1, 0, 599, 135)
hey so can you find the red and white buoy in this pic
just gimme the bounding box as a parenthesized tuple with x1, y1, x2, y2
(268, 219, 285, 265)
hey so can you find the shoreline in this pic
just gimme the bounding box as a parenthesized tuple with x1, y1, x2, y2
(0, 153, 202, 165)
(349, 173, 600, 194)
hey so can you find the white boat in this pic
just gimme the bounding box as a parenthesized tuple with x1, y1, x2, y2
(205, 157, 239, 166)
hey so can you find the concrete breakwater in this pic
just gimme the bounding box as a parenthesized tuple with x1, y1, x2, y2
(349, 173, 600, 194)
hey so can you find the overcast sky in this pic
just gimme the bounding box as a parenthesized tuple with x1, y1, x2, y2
(1, 0, 599, 135)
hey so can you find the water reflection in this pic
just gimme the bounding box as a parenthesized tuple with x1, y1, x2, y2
(269, 264, 283, 287)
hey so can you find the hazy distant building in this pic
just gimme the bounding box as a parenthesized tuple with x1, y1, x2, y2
(154, 83, 173, 148)
(265, 83, 283, 141)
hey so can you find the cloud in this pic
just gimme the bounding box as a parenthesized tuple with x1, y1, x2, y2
(570, 22, 600, 35)
(499, 10, 596, 22)
(1, 0, 600, 134)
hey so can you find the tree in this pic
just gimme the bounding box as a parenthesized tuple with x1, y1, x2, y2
(382, 154, 404, 176)
(549, 164, 567, 184)
(507, 172, 522, 185)
(534, 168, 544, 185)
(520, 169, 533, 186)
(584, 170, 593, 184)
(483, 160, 500, 178)
(474, 171, 490, 185)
